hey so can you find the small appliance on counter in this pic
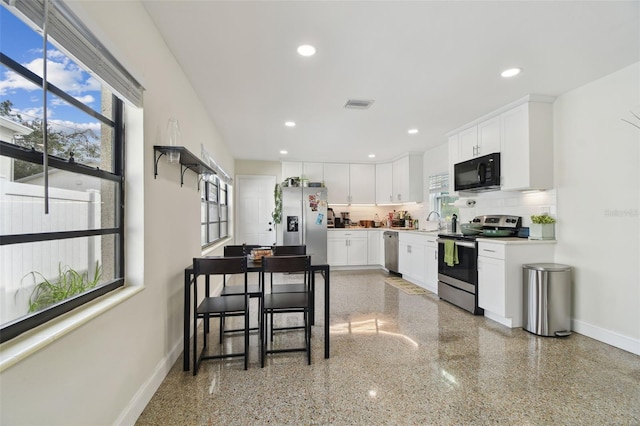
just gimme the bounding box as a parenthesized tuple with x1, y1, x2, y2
(327, 208, 335, 227)
(340, 212, 351, 227)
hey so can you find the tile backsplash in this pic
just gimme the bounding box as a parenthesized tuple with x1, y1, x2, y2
(330, 189, 557, 228)
(456, 189, 557, 226)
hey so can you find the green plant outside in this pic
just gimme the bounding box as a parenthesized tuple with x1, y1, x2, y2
(23, 262, 102, 313)
(531, 214, 556, 224)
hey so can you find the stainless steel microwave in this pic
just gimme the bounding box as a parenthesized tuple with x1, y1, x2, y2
(454, 152, 501, 192)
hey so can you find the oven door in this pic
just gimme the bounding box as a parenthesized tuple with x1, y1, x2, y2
(437, 238, 478, 287)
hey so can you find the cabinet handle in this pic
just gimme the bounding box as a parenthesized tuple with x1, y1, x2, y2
(389, 195, 393, 202)
(483, 249, 496, 253)
(434, 251, 437, 260)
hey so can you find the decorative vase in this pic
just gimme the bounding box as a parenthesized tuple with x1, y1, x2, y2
(166, 119, 181, 164)
(529, 223, 555, 240)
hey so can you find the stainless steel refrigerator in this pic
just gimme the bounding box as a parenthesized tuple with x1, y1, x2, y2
(281, 186, 328, 265)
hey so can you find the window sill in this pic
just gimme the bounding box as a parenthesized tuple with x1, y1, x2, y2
(0, 285, 144, 372)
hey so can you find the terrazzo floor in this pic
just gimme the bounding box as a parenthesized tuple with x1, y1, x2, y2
(136, 270, 640, 425)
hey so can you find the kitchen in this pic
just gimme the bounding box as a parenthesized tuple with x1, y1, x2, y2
(0, 1, 638, 425)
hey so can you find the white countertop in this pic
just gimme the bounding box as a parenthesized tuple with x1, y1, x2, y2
(476, 237, 557, 245)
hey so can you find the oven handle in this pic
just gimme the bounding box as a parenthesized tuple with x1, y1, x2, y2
(437, 238, 477, 249)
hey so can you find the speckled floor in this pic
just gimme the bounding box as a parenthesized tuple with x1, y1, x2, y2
(136, 270, 640, 425)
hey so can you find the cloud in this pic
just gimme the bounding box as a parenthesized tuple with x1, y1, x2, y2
(0, 49, 101, 99)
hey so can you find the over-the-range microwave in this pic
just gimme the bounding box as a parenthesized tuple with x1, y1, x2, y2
(454, 152, 501, 192)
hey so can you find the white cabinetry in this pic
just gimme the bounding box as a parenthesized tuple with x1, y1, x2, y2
(458, 126, 478, 161)
(477, 116, 501, 156)
(367, 230, 383, 266)
(455, 116, 501, 163)
(424, 234, 438, 294)
(323, 163, 350, 204)
(282, 162, 323, 182)
(392, 153, 423, 203)
(327, 230, 368, 266)
(375, 162, 393, 204)
(349, 164, 376, 204)
(448, 135, 459, 194)
(282, 161, 303, 180)
(303, 162, 324, 182)
(477, 240, 555, 328)
(398, 232, 427, 287)
(501, 101, 554, 191)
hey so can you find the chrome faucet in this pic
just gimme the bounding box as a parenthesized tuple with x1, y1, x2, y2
(426, 211, 444, 230)
(426, 211, 440, 221)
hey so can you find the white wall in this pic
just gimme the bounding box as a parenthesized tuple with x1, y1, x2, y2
(0, 1, 233, 424)
(553, 62, 640, 353)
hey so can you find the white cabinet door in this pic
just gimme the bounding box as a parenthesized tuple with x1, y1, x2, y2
(425, 244, 438, 292)
(501, 101, 554, 191)
(392, 156, 410, 203)
(375, 162, 393, 204)
(302, 162, 324, 182)
(349, 164, 375, 204)
(367, 230, 381, 265)
(477, 116, 501, 156)
(282, 161, 303, 180)
(347, 236, 368, 265)
(398, 241, 410, 275)
(327, 237, 348, 266)
(478, 256, 506, 317)
(323, 163, 350, 204)
(458, 126, 478, 161)
(409, 243, 426, 284)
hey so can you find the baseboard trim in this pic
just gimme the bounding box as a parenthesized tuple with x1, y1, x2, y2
(571, 318, 640, 356)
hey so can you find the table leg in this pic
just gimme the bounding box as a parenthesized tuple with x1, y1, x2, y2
(183, 268, 190, 371)
(324, 267, 330, 359)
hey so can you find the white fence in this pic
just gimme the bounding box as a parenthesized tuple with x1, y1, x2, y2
(0, 178, 101, 324)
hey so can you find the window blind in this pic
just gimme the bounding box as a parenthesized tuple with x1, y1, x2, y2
(429, 173, 449, 193)
(3, 0, 144, 107)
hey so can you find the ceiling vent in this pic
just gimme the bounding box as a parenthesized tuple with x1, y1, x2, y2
(344, 99, 374, 110)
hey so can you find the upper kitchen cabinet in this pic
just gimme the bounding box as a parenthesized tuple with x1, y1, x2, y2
(447, 94, 555, 192)
(456, 117, 501, 162)
(392, 153, 423, 203)
(349, 163, 376, 204)
(282, 161, 303, 180)
(323, 163, 350, 204)
(282, 161, 324, 183)
(375, 162, 393, 204)
(302, 162, 324, 182)
(501, 100, 554, 191)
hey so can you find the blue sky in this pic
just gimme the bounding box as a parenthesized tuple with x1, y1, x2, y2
(0, 6, 102, 135)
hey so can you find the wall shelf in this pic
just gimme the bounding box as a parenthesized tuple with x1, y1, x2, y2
(153, 145, 215, 188)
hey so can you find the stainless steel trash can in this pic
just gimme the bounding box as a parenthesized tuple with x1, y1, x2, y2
(523, 263, 572, 337)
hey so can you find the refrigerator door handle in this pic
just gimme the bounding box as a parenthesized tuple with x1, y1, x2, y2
(300, 199, 305, 245)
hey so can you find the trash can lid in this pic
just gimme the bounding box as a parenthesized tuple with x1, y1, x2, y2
(523, 263, 572, 272)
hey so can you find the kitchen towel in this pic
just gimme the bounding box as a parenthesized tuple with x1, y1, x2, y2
(444, 240, 459, 267)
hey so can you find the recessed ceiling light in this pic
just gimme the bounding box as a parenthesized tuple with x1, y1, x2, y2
(280, 150, 288, 155)
(284, 121, 296, 127)
(368, 154, 376, 158)
(501, 68, 521, 78)
(408, 128, 419, 135)
(297, 45, 316, 57)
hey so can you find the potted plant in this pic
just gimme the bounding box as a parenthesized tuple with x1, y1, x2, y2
(529, 214, 556, 240)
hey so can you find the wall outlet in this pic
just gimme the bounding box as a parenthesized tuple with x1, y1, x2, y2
(539, 206, 550, 215)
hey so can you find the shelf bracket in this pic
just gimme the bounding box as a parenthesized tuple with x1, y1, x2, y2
(153, 150, 166, 179)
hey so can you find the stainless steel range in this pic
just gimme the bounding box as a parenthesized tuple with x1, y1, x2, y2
(437, 215, 522, 314)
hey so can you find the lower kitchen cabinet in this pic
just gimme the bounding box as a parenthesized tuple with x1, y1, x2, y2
(424, 235, 438, 294)
(399, 232, 428, 288)
(477, 240, 555, 328)
(367, 230, 383, 266)
(328, 230, 368, 266)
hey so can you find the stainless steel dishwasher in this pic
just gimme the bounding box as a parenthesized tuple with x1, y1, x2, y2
(383, 230, 399, 273)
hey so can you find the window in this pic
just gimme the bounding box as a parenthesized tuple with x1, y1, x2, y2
(428, 173, 459, 220)
(201, 175, 230, 247)
(0, 0, 142, 343)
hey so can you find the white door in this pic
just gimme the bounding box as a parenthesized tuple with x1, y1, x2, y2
(236, 175, 276, 246)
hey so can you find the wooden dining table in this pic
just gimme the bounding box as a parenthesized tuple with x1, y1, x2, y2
(182, 257, 330, 371)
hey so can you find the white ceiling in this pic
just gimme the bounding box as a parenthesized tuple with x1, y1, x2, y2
(142, 1, 639, 164)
